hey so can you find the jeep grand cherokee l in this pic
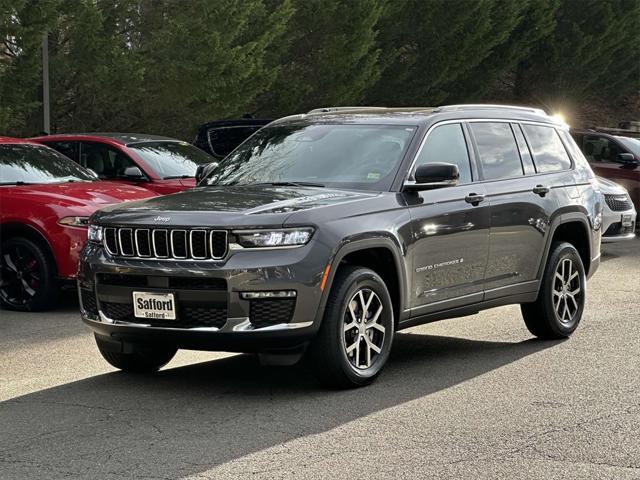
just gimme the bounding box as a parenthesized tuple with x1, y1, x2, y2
(79, 105, 603, 388)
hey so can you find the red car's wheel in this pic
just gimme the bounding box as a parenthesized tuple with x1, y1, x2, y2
(0, 237, 57, 311)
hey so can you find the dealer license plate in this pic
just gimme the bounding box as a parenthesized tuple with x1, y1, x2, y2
(133, 292, 176, 320)
(621, 214, 633, 227)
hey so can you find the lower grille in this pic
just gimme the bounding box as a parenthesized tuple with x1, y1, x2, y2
(249, 298, 296, 328)
(97, 273, 147, 287)
(96, 273, 226, 291)
(605, 194, 633, 212)
(100, 301, 227, 329)
(80, 287, 98, 317)
(604, 222, 635, 236)
(101, 301, 133, 320)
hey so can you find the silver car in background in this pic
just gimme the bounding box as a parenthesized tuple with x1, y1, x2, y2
(598, 176, 636, 242)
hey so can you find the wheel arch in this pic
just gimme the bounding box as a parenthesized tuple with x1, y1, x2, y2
(0, 222, 58, 275)
(539, 213, 593, 279)
(316, 237, 408, 327)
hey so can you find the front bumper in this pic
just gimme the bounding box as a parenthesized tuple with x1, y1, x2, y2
(601, 204, 636, 243)
(78, 240, 331, 352)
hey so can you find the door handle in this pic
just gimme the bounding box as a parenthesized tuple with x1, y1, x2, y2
(533, 184, 550, 197)
(465, 193, 485, 206)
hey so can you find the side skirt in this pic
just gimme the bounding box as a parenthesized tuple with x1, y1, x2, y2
(398, 285, 539, 331)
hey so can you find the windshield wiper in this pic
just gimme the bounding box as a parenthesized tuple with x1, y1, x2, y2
(163, 175, 193, 180)
(253, 181, 325, 188)
(0, 181, 35, 186)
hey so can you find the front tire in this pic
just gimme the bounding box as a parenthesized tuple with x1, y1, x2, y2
(521, 242, 586, 339)
(0, 237, 57, 311)
(306, 266, 394, 388)
(95, 335, 177, 373)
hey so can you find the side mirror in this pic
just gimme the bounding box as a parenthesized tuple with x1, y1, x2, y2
(617, 153, 639, 166)
(123, 166, 145, 180)
(404, 163, 459, 191)
(195, 162, 219, 184)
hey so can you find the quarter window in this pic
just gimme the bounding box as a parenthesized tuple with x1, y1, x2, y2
(522, 125, 572, 172)
(470, 122, 523, 180)
(414, 123, 472, 184)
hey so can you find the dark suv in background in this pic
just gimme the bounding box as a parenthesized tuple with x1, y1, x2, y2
(79, 105, 603, 388)
(192, 117, 271, 160)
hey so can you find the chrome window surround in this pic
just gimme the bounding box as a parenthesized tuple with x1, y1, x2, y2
(405, 118, 572, 184)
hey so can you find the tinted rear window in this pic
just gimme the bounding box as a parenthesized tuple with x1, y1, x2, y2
(470, 122, 523, 180)
(523, 125, 572, 172)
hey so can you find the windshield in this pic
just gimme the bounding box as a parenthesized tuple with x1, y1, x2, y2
(0, 144, 95, 185)
(129, 141, 214, 179)
(203, 124, 417, 190)
(616, 136, 640, 156)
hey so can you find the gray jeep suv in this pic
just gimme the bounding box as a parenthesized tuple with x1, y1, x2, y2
(79, 105, 603, 388)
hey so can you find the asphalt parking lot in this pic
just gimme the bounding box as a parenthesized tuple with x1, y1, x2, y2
(1, 239, 639, 480)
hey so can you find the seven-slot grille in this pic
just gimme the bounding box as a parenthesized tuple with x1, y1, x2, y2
(103, 227, 227, 259)
(604, 194, 633, 212)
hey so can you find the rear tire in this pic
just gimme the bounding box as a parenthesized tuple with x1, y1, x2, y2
(306, 266, 394, 388)
(521, 242, 586, 339)
(0, 237, 57, 311)
(95, 335, 177, 373)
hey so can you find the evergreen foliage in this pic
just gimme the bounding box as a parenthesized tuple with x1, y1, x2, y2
(0, 0, 638, 138)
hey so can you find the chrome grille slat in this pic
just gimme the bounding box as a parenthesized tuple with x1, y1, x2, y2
(210, 230, 228, 259)
(190, 230, 208, 259)
(152, 229, 169, 258)
(104, 227, 227, 260)
(171, 230, 188, 258)
(104, 227, 118, 255)
(135, 229, 151, 257)
(118, 228, 134, 256)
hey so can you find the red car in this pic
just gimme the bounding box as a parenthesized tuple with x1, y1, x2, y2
(31, 133, 215, 195)
(0, 137, 157, 311)
(571, 129, 640, 210)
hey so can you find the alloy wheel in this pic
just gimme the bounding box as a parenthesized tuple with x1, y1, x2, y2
(552, 258, 582, 324)
(0, 245, 42, 307)
(342, 288, 386, 369)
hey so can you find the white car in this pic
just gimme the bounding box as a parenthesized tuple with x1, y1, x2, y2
(598, 176, 636, 242)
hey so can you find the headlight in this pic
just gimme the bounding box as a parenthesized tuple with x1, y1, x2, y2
(58, 216, 90, 227)
(87, 224, 103, 243)
(234, 228, 314, 248)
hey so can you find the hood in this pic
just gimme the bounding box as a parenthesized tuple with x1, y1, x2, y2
(596, 176, 628, 194)
(92, 185, 378, 227)
(11, 181, 157, 211)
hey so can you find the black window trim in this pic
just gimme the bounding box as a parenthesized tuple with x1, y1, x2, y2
(466, 119, 525, 182)
(519, 121, 574, 173)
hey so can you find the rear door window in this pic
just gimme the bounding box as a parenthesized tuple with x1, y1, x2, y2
(522, 125, 572, 172)
(470, 122, 523, 180)
(414, 123, 472, 184)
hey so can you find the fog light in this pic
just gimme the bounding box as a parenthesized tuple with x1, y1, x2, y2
(241, 290, 297, 300)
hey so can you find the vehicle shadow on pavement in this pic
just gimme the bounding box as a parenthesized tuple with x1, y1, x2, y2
(0, 332, 559, 479)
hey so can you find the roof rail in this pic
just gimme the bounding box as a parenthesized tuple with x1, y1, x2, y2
(307, 106, 387, 114)
(434, 104, 547, 115)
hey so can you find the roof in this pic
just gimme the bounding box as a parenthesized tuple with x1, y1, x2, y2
(30, 132, 180, 146)
(0, 136, 40, 145)
(272, 104, 560, 127)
